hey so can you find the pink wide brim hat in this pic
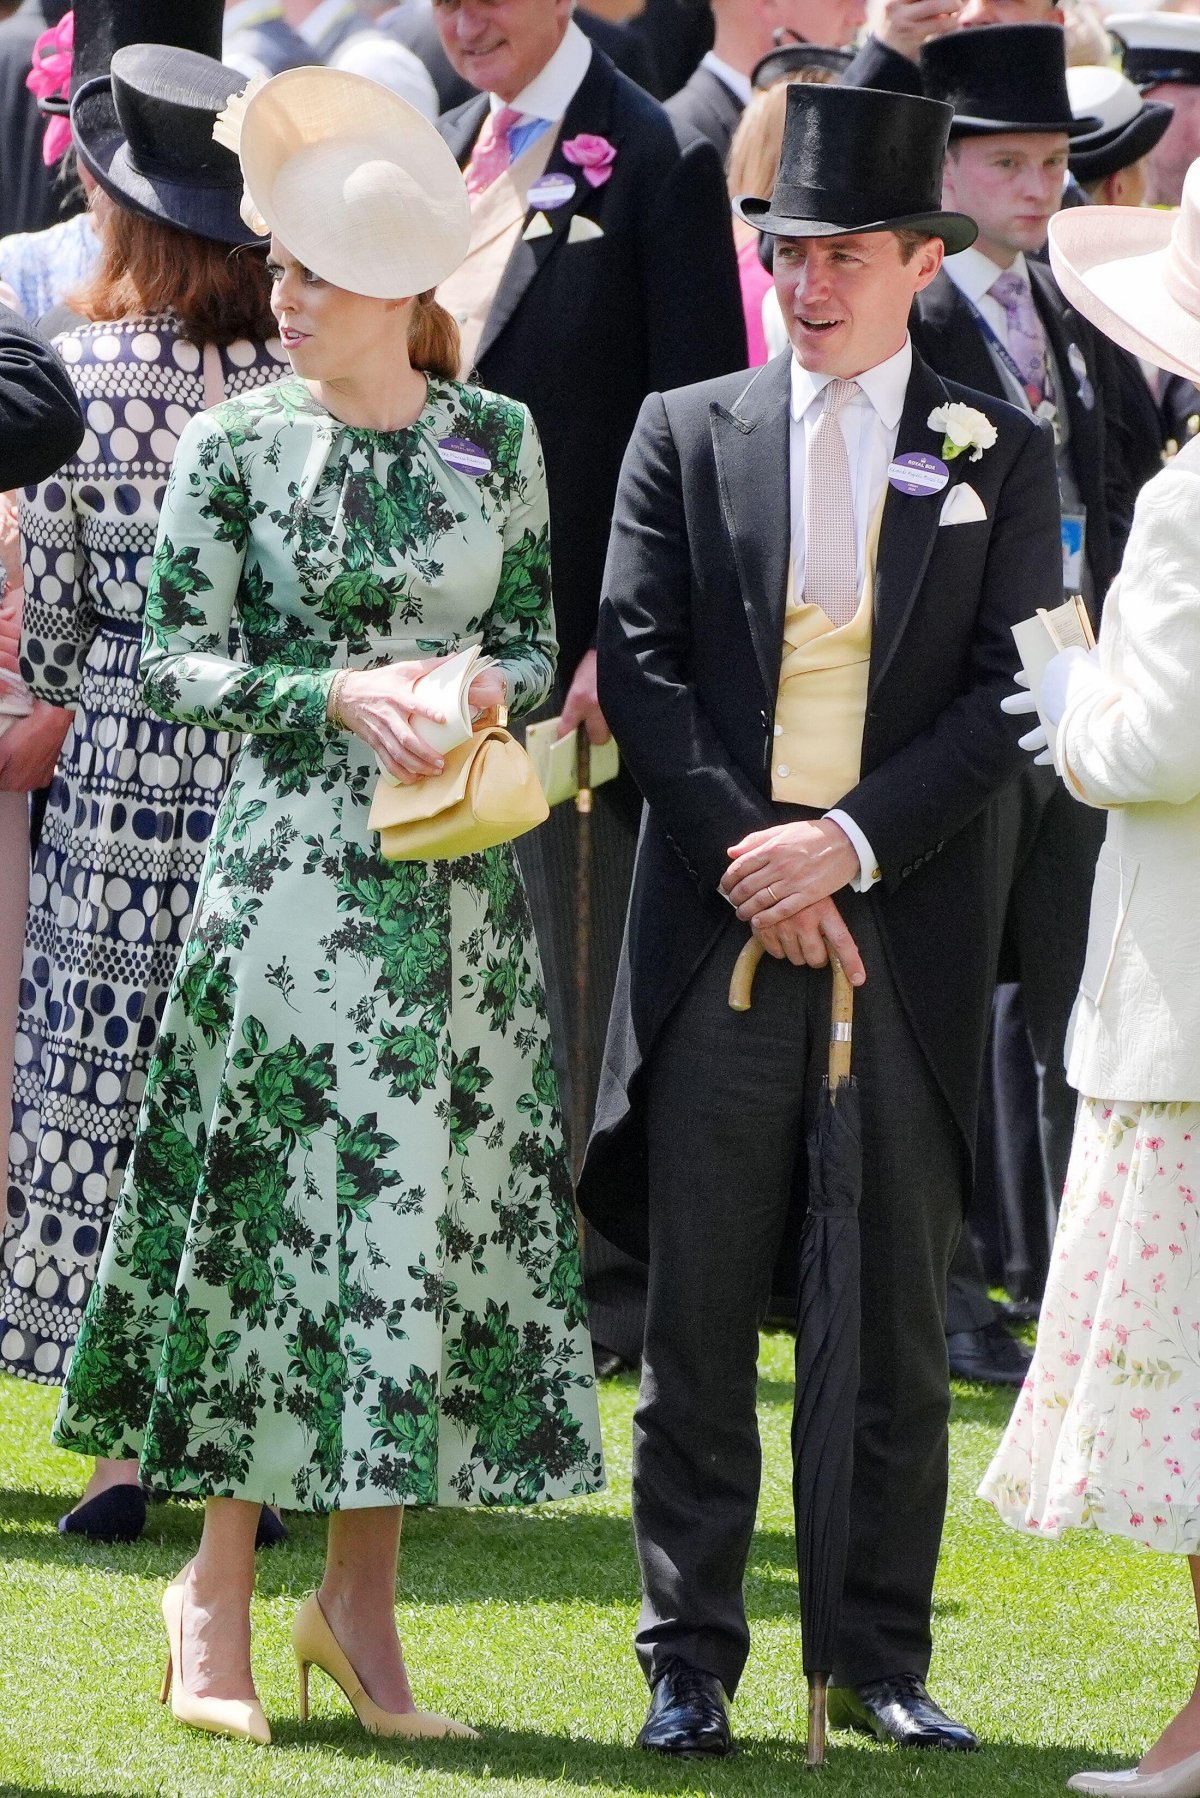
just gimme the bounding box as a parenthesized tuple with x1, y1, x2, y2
(1048, 159, 1200, 385)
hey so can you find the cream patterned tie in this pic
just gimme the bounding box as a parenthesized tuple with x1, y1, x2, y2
(803, 378, 860, 629)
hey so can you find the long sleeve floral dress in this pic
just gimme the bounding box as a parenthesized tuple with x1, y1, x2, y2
(53, 375, 603, 1512)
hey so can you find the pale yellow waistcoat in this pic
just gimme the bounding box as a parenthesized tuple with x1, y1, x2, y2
(436, 129, 560, 377)
(771, 495, 886, 811)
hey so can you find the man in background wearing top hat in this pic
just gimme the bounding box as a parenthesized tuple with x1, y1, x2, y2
(666, 0, 865, 165)
(842, 0, 1063, 103)
(1108, 12, 1200, 447)
(580, 79, 1061, 1756)
(906, 25, 1138, 1375)
(431, 0, 745, 1379)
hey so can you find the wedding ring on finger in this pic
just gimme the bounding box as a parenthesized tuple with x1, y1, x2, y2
(766, 884, 779, 904)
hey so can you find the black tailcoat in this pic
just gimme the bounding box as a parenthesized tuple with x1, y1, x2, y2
(909, 264, 1134, 609)
(439, 49, 746, 685)
(664, 61, 743, 164)
(579, 348, 1063, 1259)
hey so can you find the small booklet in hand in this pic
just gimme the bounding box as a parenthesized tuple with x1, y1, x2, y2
(376, 644, 496, 786)
(1011, 595, 1096, 773)
(525, 718, 620, 807)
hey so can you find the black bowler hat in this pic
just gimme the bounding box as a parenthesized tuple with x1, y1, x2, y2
(71, 45, 261, 245)
(734, 82, 977, 254)
(921, 24, 1101, 137)
(67, 0, 228, 168)
(751, 45, 853, 89)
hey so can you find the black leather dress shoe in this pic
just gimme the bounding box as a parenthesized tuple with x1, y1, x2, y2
(947, 1319, 1032, 1388)
(637, 1658, 733, 1757)
(828, 1675, 978, 1751)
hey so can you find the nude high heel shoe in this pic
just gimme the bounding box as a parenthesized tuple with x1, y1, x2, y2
(292, 1592, 478, 1740)
(1068, 1753, 1200, 1796)
(160, 1566, 271, 1746)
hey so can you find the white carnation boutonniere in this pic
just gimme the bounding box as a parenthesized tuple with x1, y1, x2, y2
(927, 402, 998, 464)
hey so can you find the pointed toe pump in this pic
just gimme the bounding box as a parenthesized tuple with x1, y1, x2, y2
(292, 1592, 478, 1741)
(160, 1568, 271, 1746)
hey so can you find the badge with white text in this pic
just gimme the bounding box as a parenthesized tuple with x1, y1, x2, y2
(438, 437, 492, 479)
(527, 173, 577, 211)
(887, 451, 949, 496)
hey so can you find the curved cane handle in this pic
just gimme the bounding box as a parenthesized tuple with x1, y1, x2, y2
(728, 936, 766, 1011)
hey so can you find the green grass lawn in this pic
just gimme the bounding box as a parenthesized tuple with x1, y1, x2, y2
(1, 1333, 1192, 1798)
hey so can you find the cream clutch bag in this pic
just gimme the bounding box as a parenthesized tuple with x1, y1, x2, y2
(368, 725, 548, 861)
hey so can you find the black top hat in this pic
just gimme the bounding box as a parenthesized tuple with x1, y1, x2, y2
(71, 44, 260, 246)
(1069, 99, 1173, 187)
(921, 24, 1100, 137)
(734, 82, 977, 254)
(751, 45, 853, 89)
(68, 0, 227, 162)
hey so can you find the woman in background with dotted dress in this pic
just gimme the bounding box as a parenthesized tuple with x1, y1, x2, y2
(0, 35, 286, 1544)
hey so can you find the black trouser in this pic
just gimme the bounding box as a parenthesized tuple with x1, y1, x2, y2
(633, 900, 965, 1696)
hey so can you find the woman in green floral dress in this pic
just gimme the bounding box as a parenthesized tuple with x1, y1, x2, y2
(53, 68, 602, 1748)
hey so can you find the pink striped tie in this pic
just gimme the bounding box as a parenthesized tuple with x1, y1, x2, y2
(465, 106, 522, 198)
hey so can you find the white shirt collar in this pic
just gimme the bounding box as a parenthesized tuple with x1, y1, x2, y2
(943, 245, 1031, 305)
(701, 51, 753, 106)
(789, 336, 913, 430)
(489, 18, 593, 122)
(297, 0, 356, 45)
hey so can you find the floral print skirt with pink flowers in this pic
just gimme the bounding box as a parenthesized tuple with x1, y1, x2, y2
(980, 1097, 1200, 1555)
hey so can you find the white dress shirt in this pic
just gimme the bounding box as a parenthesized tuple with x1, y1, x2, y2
(942, 245, 1036, 414)
(701, 51, 753, 106)
(788, 338, 913, 890)
(297, 0, 439, 116)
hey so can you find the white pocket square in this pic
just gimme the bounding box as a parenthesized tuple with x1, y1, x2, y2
(939, 482, 987, 526)
(568, 214, 604, 243)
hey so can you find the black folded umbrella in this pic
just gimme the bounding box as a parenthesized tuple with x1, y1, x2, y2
(730, 941, 863, 1768)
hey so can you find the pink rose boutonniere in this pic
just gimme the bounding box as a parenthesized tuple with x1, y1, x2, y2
(562, 134, 617, 188)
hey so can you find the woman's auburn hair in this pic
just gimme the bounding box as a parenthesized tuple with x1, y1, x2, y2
(72, 200, 277, 346)
(408, 290, 461, 382)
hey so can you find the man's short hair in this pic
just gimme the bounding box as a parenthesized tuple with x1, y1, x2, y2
(893, 227, 937, 262)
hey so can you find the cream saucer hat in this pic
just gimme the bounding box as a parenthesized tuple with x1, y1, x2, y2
(232, 65, 470, 298)
(1047, 157, 1200, 384)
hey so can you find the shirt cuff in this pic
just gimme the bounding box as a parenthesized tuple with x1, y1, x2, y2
(826, 809, 881, 891)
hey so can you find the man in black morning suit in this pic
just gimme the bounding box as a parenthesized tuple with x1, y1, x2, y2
(579, 81, 1062, 1757)
(909, 27, 1137, 1367)
(431, 0, 746, 1373)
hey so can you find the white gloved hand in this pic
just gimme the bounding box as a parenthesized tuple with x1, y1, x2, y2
(1040, 643, 1099, 727)
(1000, 670, 1053, 765)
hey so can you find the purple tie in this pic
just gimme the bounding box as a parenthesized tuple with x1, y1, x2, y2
(989, 268, 1048, 407)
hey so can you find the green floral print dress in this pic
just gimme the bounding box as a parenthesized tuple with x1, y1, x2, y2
(52, 376, 604, 1512)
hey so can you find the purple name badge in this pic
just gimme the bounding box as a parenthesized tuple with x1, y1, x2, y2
(438, 437, 493, 479)
(887, 451, 949, 497)
(527, 173, 577, 210)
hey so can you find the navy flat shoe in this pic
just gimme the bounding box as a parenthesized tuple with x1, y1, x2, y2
(255, 1506, 288, 1550)
(58, 1485, 146, 1543)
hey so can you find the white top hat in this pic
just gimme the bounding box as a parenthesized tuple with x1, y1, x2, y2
(236, 65, 470, 298)
(1048, 154, 1200, 383)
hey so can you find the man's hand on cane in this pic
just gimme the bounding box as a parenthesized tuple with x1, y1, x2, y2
(752, 896, 866, 984)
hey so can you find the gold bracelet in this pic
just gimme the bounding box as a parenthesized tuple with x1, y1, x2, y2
(327, 668, 349, 728)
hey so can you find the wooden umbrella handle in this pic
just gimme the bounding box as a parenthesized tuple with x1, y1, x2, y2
(828, 952, 854, 1087)
(728, 936, 765, 1011)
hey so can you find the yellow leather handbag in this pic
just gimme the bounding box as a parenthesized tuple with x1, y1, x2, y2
(367, 725, 549, 861)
